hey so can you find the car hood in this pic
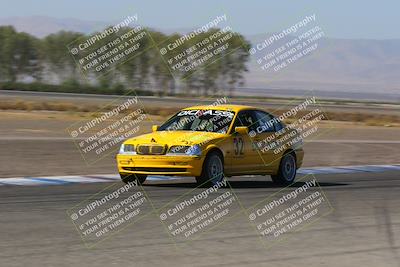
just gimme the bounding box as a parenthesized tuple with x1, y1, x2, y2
(124, 130, 226, 146)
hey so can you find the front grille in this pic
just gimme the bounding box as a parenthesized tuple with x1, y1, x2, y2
(151, 145, 164, 154)
(122, 167, 187, 173)
(137, 145, 150, 154)
(136, 144, 167, 155)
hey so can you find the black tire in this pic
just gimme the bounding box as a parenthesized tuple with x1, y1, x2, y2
(195, 151, 225, 187)
(271, 152, 297, 185)
(120, 173, 147, 184)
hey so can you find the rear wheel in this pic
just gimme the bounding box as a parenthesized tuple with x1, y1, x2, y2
(120, 173, 147, 184)
(196, 151, 225, 187)
(271, 153, 297, 185)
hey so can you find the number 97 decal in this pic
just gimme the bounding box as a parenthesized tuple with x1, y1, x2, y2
(233, 137, 244, 156)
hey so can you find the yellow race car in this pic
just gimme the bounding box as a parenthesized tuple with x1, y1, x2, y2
(117, 105, 304, 186)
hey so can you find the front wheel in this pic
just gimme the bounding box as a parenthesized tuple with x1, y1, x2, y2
(271, 153, 297, 185)
(195, 151, 225, 187)
(120, 173, 147, 184)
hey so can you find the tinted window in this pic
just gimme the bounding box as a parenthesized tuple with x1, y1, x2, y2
(232, 110, 257, 132)
(253, 111, 275, 133)
(158, 109, 235, 134)
(253, 110, 284, 133)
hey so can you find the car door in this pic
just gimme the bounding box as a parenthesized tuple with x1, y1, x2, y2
(251, 110, 283, 172)
(227, 110, 264, 174)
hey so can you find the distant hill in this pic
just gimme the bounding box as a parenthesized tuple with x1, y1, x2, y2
(243, 34, 400, 95)
(0, 16, 399, 100)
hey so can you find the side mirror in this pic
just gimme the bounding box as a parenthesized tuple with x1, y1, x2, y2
(152, 125, 159, 132)
(235, 126, 248, 135)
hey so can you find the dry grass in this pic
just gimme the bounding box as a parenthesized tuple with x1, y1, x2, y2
(0, 99, 100, 112)
(0, 99, 181, 117)
(262, 109, 400, 126)
(0, 99, 399, 125)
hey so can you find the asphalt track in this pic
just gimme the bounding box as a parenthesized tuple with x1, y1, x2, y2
(1, 170, 400, 267)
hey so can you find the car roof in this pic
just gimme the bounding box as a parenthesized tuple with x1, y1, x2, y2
(183, 104, 258, 112)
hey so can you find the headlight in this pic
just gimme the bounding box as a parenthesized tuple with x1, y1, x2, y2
(119, 144, 136, 154)
(167, 145, 202, 156)
(168, 145, 191, 154)
(185, 145, 202, 156)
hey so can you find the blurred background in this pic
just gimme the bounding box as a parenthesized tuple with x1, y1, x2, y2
(0, 2, 400, 267)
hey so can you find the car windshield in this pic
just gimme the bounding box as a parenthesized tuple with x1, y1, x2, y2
(158, 109, 235, 134)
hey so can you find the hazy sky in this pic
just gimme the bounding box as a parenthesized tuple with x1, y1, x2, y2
(0, 0, 398, 39)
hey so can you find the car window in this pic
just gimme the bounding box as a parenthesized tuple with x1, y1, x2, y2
(158, 109, 235, 134)
(254, 110, 284, 133)
(253, 110, 275, 133)
(275, 119, 284, 131)
(232, 110, 257, 132)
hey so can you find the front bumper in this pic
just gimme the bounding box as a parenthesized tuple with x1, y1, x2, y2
(117, 154, 204, 177)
